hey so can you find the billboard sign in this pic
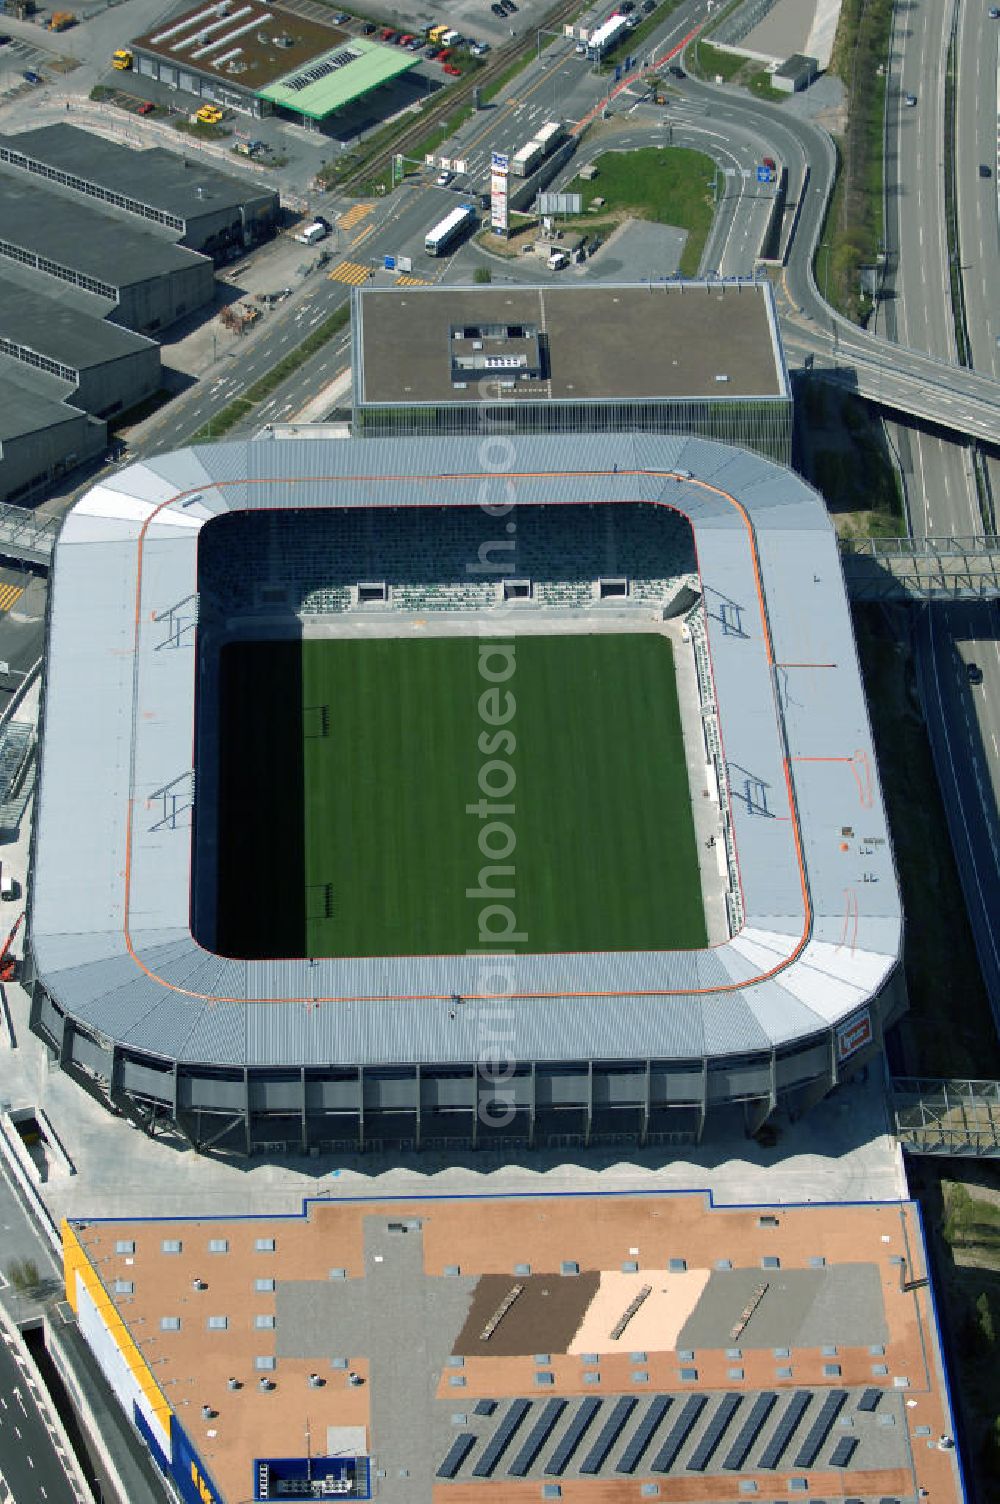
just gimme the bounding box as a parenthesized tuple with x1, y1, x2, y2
(836, 1010, 873, 1064)
(491, 151, 509, 234)
(537, 192, 582, 215)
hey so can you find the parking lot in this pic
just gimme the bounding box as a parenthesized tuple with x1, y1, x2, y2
(0, 33, 55, 100)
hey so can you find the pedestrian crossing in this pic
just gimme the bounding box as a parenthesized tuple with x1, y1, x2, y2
(338, 202, 374, 231)
(395, 274, 431, 287)
(0, 584, 23, 614)
(327, 260, 371, 285)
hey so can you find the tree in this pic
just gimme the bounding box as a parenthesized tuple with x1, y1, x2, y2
(976, 1291, 995, 1349)
(6, 1257, 41, 1295)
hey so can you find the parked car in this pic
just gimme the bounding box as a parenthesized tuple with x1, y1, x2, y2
(0, 33, 11, 44)
(967, 662, 984, 686)
(990, 7, 1000, 17)
(333, 11, 351, 20)
(443, 61, 461, 73)
(22, 70, 43, 84)
(361, 21, 376, 33)
(980, 163, 992, 177)
(137, 100, 155, 115)
(436, 169, 454, 186)
(620, 1, 634, 12)
(641, 0, 656, 12)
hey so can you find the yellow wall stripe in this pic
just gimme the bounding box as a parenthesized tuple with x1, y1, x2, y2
(61, 1220, 173, 1436)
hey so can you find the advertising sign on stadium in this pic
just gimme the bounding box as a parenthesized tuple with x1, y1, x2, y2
(836, 1009, 873, 1063)
(491, 151, 509, 234)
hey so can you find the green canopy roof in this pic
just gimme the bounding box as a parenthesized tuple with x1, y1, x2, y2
(259, 38, 416, 119)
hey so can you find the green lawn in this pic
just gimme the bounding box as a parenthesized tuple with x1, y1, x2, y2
(216, 634, 706, 959)
(566, 146, 716, 276)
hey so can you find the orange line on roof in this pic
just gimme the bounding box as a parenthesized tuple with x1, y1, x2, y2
(122, 469, 813, 1005)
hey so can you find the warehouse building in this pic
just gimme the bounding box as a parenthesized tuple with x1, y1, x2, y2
(352, 280, 793, 462)
(131, 0, 417, 126)
(0, 168, 215, 336)
(0, 270, 161, 420)
(0, 126, 279, 261)
(0, 366, 105, 504)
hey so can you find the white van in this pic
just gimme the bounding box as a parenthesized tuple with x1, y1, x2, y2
(1, 866, 18, 902)
(547, 249, 569, 270)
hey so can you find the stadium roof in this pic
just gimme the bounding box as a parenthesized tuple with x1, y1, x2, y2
(31, 434, 900, 1071)
(258, 38, 417, 118)
(0, 126, 278, 228)
(355, 282, 789, 404)
(0, 170, 211, 287)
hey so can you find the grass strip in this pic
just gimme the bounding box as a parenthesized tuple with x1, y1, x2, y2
(815, 0, 892, 323)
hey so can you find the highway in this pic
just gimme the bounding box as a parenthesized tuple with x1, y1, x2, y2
(0, 1319, 87, 1504)
(879, 0, 1000, 1023)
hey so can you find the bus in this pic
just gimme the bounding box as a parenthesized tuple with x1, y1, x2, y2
(425, 202, 475, 256)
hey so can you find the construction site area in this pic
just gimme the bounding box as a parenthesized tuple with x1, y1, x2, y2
(63, 1189, 967, 1504)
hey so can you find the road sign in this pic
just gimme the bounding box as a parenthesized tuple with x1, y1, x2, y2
(491, 150, 509, 234)
(384, 255, 396, 270)
(491, 151, 510, 171)
(756, 165, 773, 183)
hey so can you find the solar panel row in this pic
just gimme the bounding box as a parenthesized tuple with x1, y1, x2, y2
(616, 1396, 673, 1474)
(439, 1385, 879, 1483)
(545, 1397, 602, 1475)
(793, 1390, 848, 1469)
(508, 1399, 567, 1477)
(650, 1394, 707, 1472)
(687, 1392, 742, 1471)
(579, 1397, 637, 1474)
(758, 1390, 812, 1469)
(472, 1397, 531, 1477)
(436, 1433, 476, 1480)
(723, 1390, 778, 1470)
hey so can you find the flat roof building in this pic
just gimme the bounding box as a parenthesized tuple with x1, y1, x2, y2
(0, 167, 215, 336)
(0, 126, 279, 259)
(352, 280, 793, 461)
(131, 0, 416, 123)
(0, 269, 160, 420)
(63, 1190, 966, 1504)
(0, 362, 105, 504)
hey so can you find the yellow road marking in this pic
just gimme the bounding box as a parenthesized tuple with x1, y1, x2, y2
(395, 274, 430, 286)
(328, 260, 371, 285)
(338, 202, 374, 230)
(0, 584, 23, 613)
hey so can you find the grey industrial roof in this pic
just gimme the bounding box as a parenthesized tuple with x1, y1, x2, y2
(1, 126, 278, 228)
(31, 435, 901, 1070)
(0, 270, 155, 370)
(0, 359, 83, 440)
(0, 169, 211, 287)
(355, 282, 790, 405)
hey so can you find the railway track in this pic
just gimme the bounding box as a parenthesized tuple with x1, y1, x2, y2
(336, 0, 583, 194)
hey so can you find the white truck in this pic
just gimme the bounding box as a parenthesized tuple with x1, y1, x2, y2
(294, 220, 329, 245)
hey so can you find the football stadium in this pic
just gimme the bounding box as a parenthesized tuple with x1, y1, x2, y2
(27, 433, 905, 1156)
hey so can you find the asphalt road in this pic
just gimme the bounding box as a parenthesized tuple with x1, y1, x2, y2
(0, 1323, 85, 1504)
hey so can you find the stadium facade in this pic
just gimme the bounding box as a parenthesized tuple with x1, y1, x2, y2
(351, 282, 793, 463)
(27, 434, 904, 1157)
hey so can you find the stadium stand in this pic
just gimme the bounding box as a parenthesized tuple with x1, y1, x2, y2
(197, 504, 697, 619)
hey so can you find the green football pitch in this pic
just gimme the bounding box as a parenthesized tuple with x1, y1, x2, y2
(215, 634, 707, 959)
